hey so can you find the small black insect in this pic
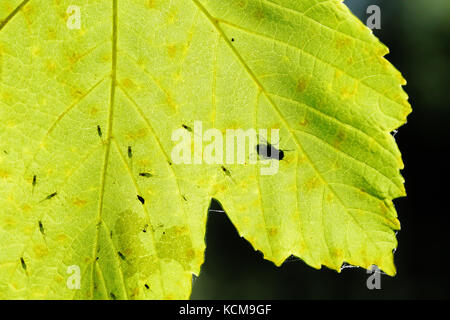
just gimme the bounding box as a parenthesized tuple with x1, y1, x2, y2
(144, 284, 150, 290)
(127, 146, 133, 159)
(97, 125, 102, 138)
(118, 251, 126, 260)
(139, 172, 153, 178)
(110, 292, 117, 300)
(20, 257, 27, 271)
(220, 165, 237, 183)
(221, 165, 231, 176)
(32, 175, 37, 187)
(137, 195, 145, 205)
(44, 192, 57, 201)
(38, 221, 45, 235)
(256, 143, 285, 161)
(182, 124, 192, 132)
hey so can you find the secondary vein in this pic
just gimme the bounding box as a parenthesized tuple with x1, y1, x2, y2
(0, 0, 30, 31)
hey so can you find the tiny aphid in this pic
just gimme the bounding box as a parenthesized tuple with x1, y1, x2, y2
(220, 165, 236, 183)
(221, 165, 231, 177)
(43, 192, 57, 201)
(182, 124, 192, 132)
(38, 221, 45, 235)
(118, 251, 126, 260)
(32, 175, 37, 187)
(256, 143, 285, 161)
(139, 172, 153, 178)
(127, 146, 133, 159)
(137, 195, 145, 205)
(20, 257, 27, 270)
(97, 125, 102, 138)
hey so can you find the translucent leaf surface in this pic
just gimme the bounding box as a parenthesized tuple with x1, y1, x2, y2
(0, 0, 410, 299)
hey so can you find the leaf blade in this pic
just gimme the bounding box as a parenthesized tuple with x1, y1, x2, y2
(0, 0, 410, 299)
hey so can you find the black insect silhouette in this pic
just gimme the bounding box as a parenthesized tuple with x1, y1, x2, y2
(139, 172, 153, 178)
(38, 221, 45, 235)
(137, 195, 145, 205)
(20, 257, 27, 271)
(182, 124, 192, 132)
(256, 143, 285, 161)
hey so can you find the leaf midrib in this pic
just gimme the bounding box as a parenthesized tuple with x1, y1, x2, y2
(92, 0, 122, 299)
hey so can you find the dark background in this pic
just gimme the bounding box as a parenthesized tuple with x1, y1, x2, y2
(190, 0, 450, 299)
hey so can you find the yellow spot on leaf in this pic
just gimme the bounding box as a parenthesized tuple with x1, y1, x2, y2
(126, 128, 148, 140)
(254, 8, 265, 20)
(33, 244, 49, 258)
(147, 0, 159, 9)
(305, 177, 321, 190)
(167, 44, 177, 58)
(56, 234, 68, 242)
(296, 78, 308, 93)
(2, 217, 16, 229)
(72, 198, 87, 208)
(121, 78, 137, 90)
(268, 227, 278, 236)
(333, 130, 347, 148)
(0, 169, 10, 178)
(299, 117, 309, 127)
(335, 37, 352, 49)
(90, 106, 99, 117)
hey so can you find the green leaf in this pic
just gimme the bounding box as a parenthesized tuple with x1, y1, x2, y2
(0, 0, 410, 299)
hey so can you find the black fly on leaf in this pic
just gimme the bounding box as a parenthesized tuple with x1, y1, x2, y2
(38, 221, 45, 235)
(20, 257, 27, 271)
(40, 192, 57, 202)
(137, 195, 145, 205)
(256, 143, 286, 161)
(32, 175, 37, 194)
(139, 172, 153, 178)
(182, 124, 192, 132)
(221, 166, 236, 183)
(118, 251, 126, 261)
(221, 165, 231, 177)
